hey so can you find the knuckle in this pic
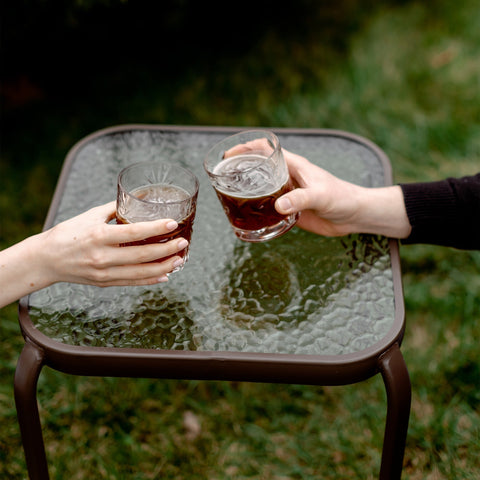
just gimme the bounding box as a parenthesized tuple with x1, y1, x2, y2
(86, 250, 107, 268)
(89, 225, 107, 243)
(84, 248, 112, 275)
(89, 267, 111, 284)
(126, 222, 143, 237)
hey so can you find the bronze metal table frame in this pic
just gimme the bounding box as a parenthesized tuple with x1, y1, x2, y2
(15, 125, 411, 479)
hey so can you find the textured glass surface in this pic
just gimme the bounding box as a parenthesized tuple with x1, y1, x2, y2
(29, 129, 395, 355)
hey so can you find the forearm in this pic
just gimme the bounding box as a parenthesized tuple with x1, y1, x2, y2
(349, 185, 412, 239)
(0, 203, 192, 309)
(0, 233, 54, 308)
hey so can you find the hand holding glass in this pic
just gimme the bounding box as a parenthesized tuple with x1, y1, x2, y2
(116, 161, 199, 272)
(204, 130, 299, 242)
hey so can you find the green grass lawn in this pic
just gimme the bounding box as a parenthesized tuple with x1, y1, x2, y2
(1, 0, 479, 478)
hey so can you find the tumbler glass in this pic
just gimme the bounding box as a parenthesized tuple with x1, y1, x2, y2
(116, 160, 199, 271)
(204, 130, 298, 242)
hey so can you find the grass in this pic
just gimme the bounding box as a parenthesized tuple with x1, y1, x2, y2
(1, 0, 480, 478)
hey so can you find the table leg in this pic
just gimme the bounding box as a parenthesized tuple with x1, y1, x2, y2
(378, 342, 411, 480)
(14, 340, 50, 480)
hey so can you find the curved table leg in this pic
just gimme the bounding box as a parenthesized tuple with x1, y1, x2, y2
(14, 340, 50, 480)
(378, 342, 411, 480)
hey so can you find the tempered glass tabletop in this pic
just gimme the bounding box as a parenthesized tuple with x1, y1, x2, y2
(27, 126, 400, 356)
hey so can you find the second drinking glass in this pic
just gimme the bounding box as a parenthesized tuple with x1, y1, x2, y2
(116, 160, 199, 272)
(204, 130, 299, 242)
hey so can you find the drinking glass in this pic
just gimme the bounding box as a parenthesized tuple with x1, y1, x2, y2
(204, 130, 299, 242)
(116, 160, 199, 271)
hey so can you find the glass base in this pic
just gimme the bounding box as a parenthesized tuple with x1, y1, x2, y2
(232, 213, 299, 243)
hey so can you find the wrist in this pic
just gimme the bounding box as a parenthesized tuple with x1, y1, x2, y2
(0, 232, 55, 307)
(22, 232, 58, 290)
(350, 186, 412, 238)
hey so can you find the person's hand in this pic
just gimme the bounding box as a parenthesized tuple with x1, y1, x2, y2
(275, 150, 412, 238)
(1, 201, 192, 307)
(274, 150, 363, 236)
(40, 201, 188, 287)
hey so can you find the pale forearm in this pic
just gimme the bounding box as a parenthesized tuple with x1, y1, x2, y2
(0, 233, 54, 308)
(349, 185, 412, 238)
(0, 202, 191, 309)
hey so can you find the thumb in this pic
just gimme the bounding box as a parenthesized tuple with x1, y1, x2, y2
(275, 188, 316, 215)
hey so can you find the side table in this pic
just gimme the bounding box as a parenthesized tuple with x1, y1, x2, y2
(15, 125, 410, 479)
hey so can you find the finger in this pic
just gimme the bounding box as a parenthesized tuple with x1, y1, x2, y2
(275, 188, 317, 215)
(91, 255, 184, 286)
(282, 148, 312, 169)
(224, 138, 272, 158)
(107, 219, 179, 245)
(87, 201, 117, 222)
(110, 237, 188, 265)
(280, 151, 316, 189)
(98, 275, 170, 287)
(294, 211, 331, 235)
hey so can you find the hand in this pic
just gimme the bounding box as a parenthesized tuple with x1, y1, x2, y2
(41, 201, 188, 286)
(0, 202, 189, 307)
(275, 150, 412, 238)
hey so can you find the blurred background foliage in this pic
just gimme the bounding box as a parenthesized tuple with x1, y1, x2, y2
(1, 0, 479, 479)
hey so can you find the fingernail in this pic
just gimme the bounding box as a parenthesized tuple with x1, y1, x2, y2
(166, 220, 178, 230)
(177, 239, 189, 250)
(277, 196, 293, 212)
(158, 275, 169, 283)
(172, 258, 184, 268)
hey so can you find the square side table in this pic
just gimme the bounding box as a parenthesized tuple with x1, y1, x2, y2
(15, 125, 410, 479)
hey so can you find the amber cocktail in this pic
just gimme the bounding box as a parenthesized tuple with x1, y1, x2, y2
(116, 161, 199, 271)
(204, 130, 298, 242)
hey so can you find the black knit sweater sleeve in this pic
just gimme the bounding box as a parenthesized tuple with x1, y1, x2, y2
(399, 173, 480, 250)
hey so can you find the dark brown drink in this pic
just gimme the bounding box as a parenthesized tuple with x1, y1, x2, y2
(116, 209, 195, 262)
(214, 179, 293, 231)
(116, 184, 196, 263)
(210, 154, 297, 241)
(205, 132, 298, 242)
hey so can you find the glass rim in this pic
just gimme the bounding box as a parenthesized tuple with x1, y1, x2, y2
(204, 130, 281, 178)
(118, 160, 199, 206)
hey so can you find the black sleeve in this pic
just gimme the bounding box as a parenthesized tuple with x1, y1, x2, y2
(399, 173, 480, 250)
